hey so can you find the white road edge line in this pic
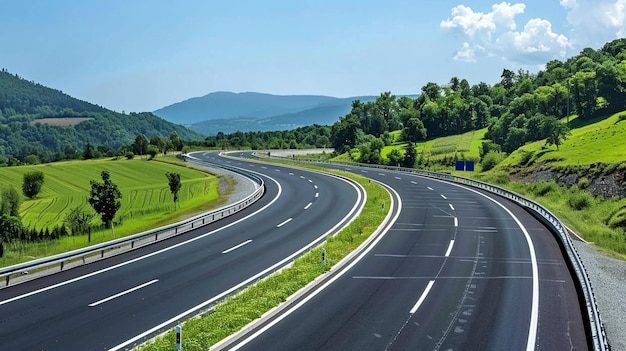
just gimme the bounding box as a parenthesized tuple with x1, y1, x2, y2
(304, 202, 312, 210)
(109, 164, 366, 351)
(277, 218, 293, 228)
(222, 240, 253, 254)
(225, 181, 401, 351)
(0, 171, 284, 307)
(410, 280, 435, 314)
(426, 176, 539, 351)
(445, 240, 455, 257)
(88, 279, 159, 307)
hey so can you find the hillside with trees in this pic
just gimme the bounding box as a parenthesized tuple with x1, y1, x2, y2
(0, 70, 203, 165)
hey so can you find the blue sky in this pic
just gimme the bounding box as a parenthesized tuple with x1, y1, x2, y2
(2, 0, 625, 112)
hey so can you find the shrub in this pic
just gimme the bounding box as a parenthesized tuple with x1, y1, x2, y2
(125, 151, 135, 160)
(568, 190, 594, 210)
(533, 181, 557, 197)
(480, 151, 504, 171)
(578, 177, 590, 189)
(608, 207, 626, 229)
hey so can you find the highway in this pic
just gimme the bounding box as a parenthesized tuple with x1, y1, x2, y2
(221, 163, 589, 351)
(0, 151, 364, 350)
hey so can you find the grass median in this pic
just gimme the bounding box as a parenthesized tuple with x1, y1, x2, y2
(136, 165, 390, 351)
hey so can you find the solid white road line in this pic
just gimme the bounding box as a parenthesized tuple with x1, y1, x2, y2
(304, 202, 312, 210)
(449, 203, 455, 211)
(88, 280, 159, 307)
(277, 218, 293, 228)
(222, 240, 253, 254)
(0, 172, 284, 307)
(445, 240, 455, 257)
(110, 168, 366, 351)
(410, 280, 435, 314)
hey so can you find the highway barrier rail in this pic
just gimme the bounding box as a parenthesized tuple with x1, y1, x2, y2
(0, 157, 264, 288)
(268, 154, 609, 351)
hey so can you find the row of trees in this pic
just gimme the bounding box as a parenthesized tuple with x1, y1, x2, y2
(0, 170, 183, 257)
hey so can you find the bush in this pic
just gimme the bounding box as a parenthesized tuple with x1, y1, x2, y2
(125, 151, 135, 160)
(608, 207, 626, 229)
(480, 151, 504, 171)
(532, 181, 557, 197)
(578, 177, 590, 189)
(568, 190, 594, 210)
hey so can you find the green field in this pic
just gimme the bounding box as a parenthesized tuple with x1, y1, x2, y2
(0, 156, 226, 265)
(501, 112, 626, 168)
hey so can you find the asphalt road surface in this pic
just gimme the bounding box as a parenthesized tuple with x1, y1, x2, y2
(223, 162, 588, 351)
(0, 151, 364, 350)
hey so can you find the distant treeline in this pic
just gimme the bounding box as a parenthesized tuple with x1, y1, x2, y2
(0, 71, 203, 165)
(195, 38, 626, 168)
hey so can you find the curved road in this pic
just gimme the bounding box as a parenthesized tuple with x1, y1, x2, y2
(223, 163, 588, 351)
(0, 151, 364, 350)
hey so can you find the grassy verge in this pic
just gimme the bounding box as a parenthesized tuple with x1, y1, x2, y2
(136, 165, 390, 351)
(474, 171, 626, 259)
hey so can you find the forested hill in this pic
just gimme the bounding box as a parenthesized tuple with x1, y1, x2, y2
(0, 70, 203, 164)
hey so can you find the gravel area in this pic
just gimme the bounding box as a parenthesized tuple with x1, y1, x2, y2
(573, 241, 626, 350)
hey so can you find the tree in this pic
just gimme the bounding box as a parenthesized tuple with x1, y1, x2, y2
(169, 131, 183, 151)
(150, 135, 167, 154)
(132, 133, 149, 156)
(401, 143, 417, 168)
(147, 145, 159, 160)
(402, 117, 427, 142)
(22, 171, 44, 199)
(166, 172, 182, 210)
(542, 117, 570, 150)
(64, 207, 95, 242)
(88, 171, 122, 236)
(387, 149, 403, 166)
(83, 142, 96, 160)
(1, 186, 21, 218)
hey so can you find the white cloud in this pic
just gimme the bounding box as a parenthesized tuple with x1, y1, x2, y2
(441, 2, 569, 65)
(561, 0, 626, 46)
(453, 42, 477, 62)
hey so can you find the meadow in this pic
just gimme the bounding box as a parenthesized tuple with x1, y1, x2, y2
(0, 156, 226, 265)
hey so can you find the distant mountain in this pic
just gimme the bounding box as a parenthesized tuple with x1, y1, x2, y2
(0, 70, 203, 163)
(153, 91, 386, 135)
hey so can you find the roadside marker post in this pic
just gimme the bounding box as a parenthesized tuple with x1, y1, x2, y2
(175, 325, 182, 350)
(321, 248, 326, 265)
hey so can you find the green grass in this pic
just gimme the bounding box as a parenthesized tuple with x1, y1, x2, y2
(500, 113, 626, 168)
(136, 164, 390, 351)
(0, 156, 228, 266)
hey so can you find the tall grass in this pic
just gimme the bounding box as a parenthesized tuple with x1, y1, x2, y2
(136, 167, 390, 351)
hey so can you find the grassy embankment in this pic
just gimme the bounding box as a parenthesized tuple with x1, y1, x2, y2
(367, 113, 626, 258)
(136, 165, 390, 351)
(0, 155, 231, 267)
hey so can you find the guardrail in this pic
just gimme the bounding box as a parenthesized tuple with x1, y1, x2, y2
(268, 155, 609, 351)
(0, 158, 265, 288)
